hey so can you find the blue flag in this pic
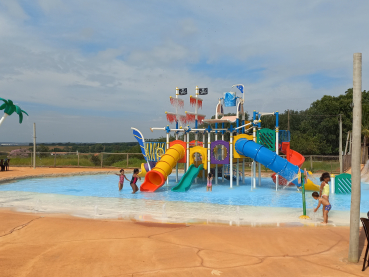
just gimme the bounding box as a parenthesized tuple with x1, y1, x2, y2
(236, 85, 244, 93)
(131, 128, 148, 162)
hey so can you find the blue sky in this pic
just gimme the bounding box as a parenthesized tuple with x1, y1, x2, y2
(0, 0, 368, 142)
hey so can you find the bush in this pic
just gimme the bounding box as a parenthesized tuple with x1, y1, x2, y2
(9, 149, 31, 158)
(103, 154, 126, 166)
(90, 154, 101, 166)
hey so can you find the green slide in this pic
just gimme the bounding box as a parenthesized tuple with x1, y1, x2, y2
(171, 164, 204, 192)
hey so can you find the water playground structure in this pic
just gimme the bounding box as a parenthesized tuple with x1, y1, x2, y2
(132, 85, 352, 199)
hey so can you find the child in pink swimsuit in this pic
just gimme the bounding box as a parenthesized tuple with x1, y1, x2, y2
(207, 173, 213, 192)
(115, 169, 130, 191)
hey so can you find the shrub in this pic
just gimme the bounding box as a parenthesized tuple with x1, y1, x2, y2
(90, 154, 101, 166)
(103, 154, 126, 166)
(9, 149, 31, 158)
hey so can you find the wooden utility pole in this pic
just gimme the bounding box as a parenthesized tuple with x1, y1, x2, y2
(287, 110, 290, 131)
(349, 53, 362, 263)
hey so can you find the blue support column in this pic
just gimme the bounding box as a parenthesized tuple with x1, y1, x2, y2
(275, 111, 279, 191)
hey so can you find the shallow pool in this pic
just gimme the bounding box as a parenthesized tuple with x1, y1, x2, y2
(0, 174, 368, 212)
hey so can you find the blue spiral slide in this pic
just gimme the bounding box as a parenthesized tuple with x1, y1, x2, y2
(235, 138, 300, 185)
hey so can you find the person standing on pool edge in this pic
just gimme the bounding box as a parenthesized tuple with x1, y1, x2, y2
(130, 168, 141, 194)
(319, 172, 330, 214)
(115, 169, 130, 191)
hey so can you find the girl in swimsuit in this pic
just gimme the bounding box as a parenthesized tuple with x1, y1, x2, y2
(319, 172, 330, 215)
(206, 173, 213, 192)
(115, 169, 130, 191)
(130, 168, 141, 194)
(312, 191, 331, 224)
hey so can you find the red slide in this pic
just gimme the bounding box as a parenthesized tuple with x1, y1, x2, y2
(272, 142, 305, 186)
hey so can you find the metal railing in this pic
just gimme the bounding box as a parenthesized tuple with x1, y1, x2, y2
(1, 151, 346, 174)
(3, 152, 145, 168)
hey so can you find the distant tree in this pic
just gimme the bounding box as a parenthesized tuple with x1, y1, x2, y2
(94, 144, 104, 153)
(35, 144, 49, 158)
(37, 144, 49, 153)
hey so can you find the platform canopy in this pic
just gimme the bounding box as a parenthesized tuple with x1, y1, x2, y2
(202, 115, 238, 124)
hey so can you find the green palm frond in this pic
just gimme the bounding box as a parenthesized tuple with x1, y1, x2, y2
(5, 104, 15, 115)
(14, 105, 28, 123)
(18, 109, 28, 123)
(0, 98, 8, 111)
(15, 105, 21, 114)
(0, 99, 28, 124)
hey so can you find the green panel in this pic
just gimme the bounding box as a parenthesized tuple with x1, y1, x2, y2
(257, 128, 276, 152)
(335, 173, 351, 194)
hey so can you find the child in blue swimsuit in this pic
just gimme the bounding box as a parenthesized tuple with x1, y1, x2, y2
(312, 191, 331, 224)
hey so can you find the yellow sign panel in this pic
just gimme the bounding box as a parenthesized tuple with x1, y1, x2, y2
(189, 146, 208, 170)
(233, 134, 253, 159)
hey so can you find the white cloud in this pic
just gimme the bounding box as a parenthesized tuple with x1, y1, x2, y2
(0, 0, 368, 143)
(0, 0, 28, 21)
(37, 0, 65, 13)
(128, 40, 199, 66)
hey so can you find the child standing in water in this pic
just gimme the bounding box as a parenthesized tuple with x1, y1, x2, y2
(115, 169, 130, 191)
(207, 173, 213, 192)
(130, 168, 141, 194)
(319, 172, 330, 214)
(312, 191, 331, 224)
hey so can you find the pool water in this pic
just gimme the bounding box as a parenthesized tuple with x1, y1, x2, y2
(0, 174, 368, 212)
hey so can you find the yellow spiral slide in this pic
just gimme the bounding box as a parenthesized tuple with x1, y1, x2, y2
(140, 144, 185, 192)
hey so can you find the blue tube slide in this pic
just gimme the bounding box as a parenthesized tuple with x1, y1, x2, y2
(235, 138, 300, 185)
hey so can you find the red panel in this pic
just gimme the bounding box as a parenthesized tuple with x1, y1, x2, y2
(189, 140, 203, 147)
(272, 142, 305, 186)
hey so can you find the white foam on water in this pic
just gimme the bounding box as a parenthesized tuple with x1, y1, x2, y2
(0, 190, 365, 226)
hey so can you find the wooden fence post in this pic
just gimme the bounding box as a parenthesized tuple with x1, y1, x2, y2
(310, 156, 313, 171)
(127, 154, 129, 168)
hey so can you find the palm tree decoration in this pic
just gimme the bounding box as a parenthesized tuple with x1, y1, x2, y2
(0, 98, 29, 127)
